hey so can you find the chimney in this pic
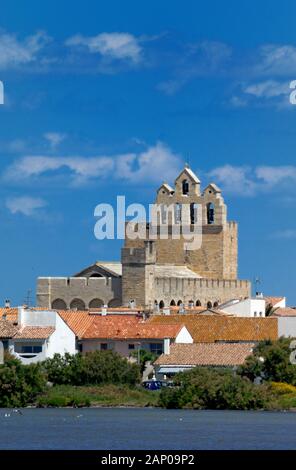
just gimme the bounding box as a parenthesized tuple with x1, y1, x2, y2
(101, 305, 108, 316)
(256, 292, 264, 299)
(129, 299, 135, 309)
(178, 303, 185, 314)
(164, 338, 170, 355)
(4, 299, 10, 309)
(163, 307, 170, 316)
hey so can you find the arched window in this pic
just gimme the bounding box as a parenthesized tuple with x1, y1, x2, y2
(182, 179, 189, 195)
(52, 298, 67, 310)
(207, 203, 215, 225)
(159, 300, 165, 309)
(196, 300, 201, 307)
(170, 300, 176, 306)
(89, 298, 104, 308)
(213, 301, 219, 308)
(70, 298, 86, 310)
(190, 203, 198, 224)
(188, 300, 194, 308)
(108, 298, 121, 307)
(177, 300, 183, 306)
(207, 301, 213, 309)
(175, 203, 182, 224)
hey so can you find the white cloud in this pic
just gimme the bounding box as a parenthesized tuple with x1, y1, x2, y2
(208, 164, 296, 196)
(44, 132, 66, 149)
(0, 31, 49, 69)
(272, 229, 296, 240)
(6, 196, 47, 216)
(3, 142, 183, 186)
(65, 32, 142, 63)
(244, 80, 289, 98)
(257, 44, 296, 75)
(208, 165, 257, 196)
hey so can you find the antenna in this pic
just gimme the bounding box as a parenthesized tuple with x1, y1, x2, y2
(23, 289, 33, 307)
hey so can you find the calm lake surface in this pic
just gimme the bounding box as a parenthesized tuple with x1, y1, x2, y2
(0, 408, 295, 450)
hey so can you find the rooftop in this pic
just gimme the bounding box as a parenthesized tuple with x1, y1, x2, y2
(155, 342, 255, 367)
(149, 315, 278, 342)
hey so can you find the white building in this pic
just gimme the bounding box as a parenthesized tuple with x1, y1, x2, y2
(219, 297, 266, 318)
(9, 307, 76, 364)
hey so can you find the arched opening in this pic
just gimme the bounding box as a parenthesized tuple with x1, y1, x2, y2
(190, 203, 198, 224)
(213, 301, 219, 308)
(89, 273, 103, 278)
(175, 203, 182, 224)
(177, 300, 183, 306)
(70, 298, 86, 310)
(207, 203, 215, 225)
(108, 298, 121, 308)
(182, 179, 189, 195)
(159, 300, 165, 309)
(170, 300, 176, 306)
(196, 300, 201, 307)
(207, 301, 213, 309)
(188, 300, 194, 308)
(52, 298, 67, 310)
(89, 298, 104, 308)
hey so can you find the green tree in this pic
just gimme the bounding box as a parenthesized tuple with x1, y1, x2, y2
(238, 337, 296, 385)
(0, 354, 46, 407)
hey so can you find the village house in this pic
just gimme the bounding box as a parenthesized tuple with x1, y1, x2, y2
(154, 342, 255, 379)
(0, 307, 76, 364)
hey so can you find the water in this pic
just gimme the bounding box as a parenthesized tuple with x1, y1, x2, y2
(0, 408, 295, 450)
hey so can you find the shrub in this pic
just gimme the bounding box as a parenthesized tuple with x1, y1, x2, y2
(270, 382, 296, 395)
(159, 367, 271, 410)
(43, 351, 141, 386)
(238, 337, 296, 385)
(0, 354, 46, 407)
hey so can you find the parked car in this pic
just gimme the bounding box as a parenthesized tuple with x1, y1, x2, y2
(142, 380, 162, 391)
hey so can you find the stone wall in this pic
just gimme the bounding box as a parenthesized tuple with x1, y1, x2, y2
(37, 277, 122, 310)
(154, 277, 251, 308)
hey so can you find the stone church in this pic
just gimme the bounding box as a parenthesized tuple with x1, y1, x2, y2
(37, 165, 251, 310)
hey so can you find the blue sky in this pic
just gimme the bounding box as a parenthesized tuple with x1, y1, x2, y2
(1, 0, 296, 304)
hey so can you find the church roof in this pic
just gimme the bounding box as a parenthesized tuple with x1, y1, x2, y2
(154, 265, 201, 278)
(203, 183, 222, 194)
(175, 166, 200, 184)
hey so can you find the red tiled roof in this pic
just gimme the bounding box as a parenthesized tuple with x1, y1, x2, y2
(155, 342, 255, 367)
(0, 319, 18, 338)
(14, 326, 55, 339)
(58, 310, 94, 337)
(82, 315, 183, 340)
(272, 307, 296, 317)
(265, 297, 285, 307)
(149, 315, 278, 342)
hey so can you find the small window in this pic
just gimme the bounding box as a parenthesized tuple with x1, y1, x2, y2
(149, 343, 163, 355)
(21, 345, 42, 354)
(254, 312, 257, 317)
(100, 343, 108, 351)
(182, 179, 189, 195)
(128, 344, 135, 350)
(259, 312, 263, 317)
(175, 203, 182, 223)
(207, 203, 215, 225)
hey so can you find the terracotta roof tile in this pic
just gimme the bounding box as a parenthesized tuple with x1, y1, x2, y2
(272, 307, 296, 317)
(155, 342, 255, 367)
(149, 315, 278, 342)
(265, 297, 285, 307)
(14, 326, 54, 339)
(82, 315, 183, 340)
(0, 319, 18, 338)
(58, 310, 94, 338)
